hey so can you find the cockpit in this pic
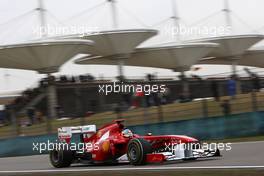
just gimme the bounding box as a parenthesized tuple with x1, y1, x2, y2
(122, 128, 133, 138)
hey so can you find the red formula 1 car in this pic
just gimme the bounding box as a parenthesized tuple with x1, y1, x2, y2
(50, 120, 221, 168)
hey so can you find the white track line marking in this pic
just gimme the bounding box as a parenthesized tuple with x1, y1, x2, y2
(0, 166, 264, 173)
(231, 140, 264, 145)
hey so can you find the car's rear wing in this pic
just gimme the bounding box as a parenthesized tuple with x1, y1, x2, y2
(58, 125, 96, 140)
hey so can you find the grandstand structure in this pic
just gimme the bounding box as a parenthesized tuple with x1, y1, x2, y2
(0, 86, 263, 139)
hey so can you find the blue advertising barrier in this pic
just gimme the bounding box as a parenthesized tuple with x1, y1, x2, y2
(0, 111, 263, 157)
(129, 111, 264, 140)
(0, 134, 57, 157)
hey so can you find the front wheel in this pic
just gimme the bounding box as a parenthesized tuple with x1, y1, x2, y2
(50, 147, 74, 168)
(213, 148, 221, 156)
(127, 138, 152, 165)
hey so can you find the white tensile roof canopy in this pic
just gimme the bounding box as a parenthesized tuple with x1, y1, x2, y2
(0, 39, 94, 73)
(150, 34, 264, 69)
(156, 35, 264, 58)
(193, 35, 264, 68)
(75, 43, 219, 72)
(54, 29, 158, 57)
(186, 34, 264, 58)
(0, 32, 263, 74)
(198, 47, 264, 68)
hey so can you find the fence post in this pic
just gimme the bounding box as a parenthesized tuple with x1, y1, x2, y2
(202, 99, 208, 118)
(115, 105, 122, 119)
(98, 93, 106, 112)
(11, 108, 20, 136)
(143, 107, 149, 125)
(75, 87, 83, 117)
(47, 78, 58, 119)
(80, 115, 85, 126)
(117, 112, 122, 119)
(157, 105, 164, 122)
(251, 91, 258, 112)
(46, 76, 57, 134)
(46, 115, 52, 134)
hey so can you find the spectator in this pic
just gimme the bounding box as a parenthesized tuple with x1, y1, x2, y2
(152, 92, 161, 106)
(145, 93, 152, 107)
(158, 87, 170, 105)
(227, 75, 236, 98)
(122, 93, 132, 109)
(132, 90, 144, 108)
(4, 105, 11, 125)
(59, 75, 68, 82)
(191, 74, 202, 81)
(0, 108, 6, 126)
(146, 74, 153, 82)
(36, 110, 44, 123)
(79, 74, 95, 82)
(87, 74, 95, 81)
(27, 107, 35, 125)
(70, 76, 76, 83)
(55, 105, 64, 118)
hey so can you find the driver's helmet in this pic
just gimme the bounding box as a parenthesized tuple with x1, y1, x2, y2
(122, 129, 133, 138)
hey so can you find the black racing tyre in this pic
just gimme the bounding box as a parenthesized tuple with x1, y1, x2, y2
(49, 147, 74, 168)
(213, 148, 221, 157)
(127, 138, 152, 165)
(182, 157, 197, 161)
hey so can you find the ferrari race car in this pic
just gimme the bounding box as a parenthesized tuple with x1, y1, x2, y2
(50, 120, 221, 168)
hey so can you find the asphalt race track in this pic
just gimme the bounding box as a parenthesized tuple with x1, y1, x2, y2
(0, 141, 263, 174)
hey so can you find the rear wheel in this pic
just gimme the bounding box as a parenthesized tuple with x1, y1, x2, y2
(127, 138, 152, 165)
(50, 147, 74, 168)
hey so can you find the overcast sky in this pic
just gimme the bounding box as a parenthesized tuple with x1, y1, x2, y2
(0, 0, 264, 93)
